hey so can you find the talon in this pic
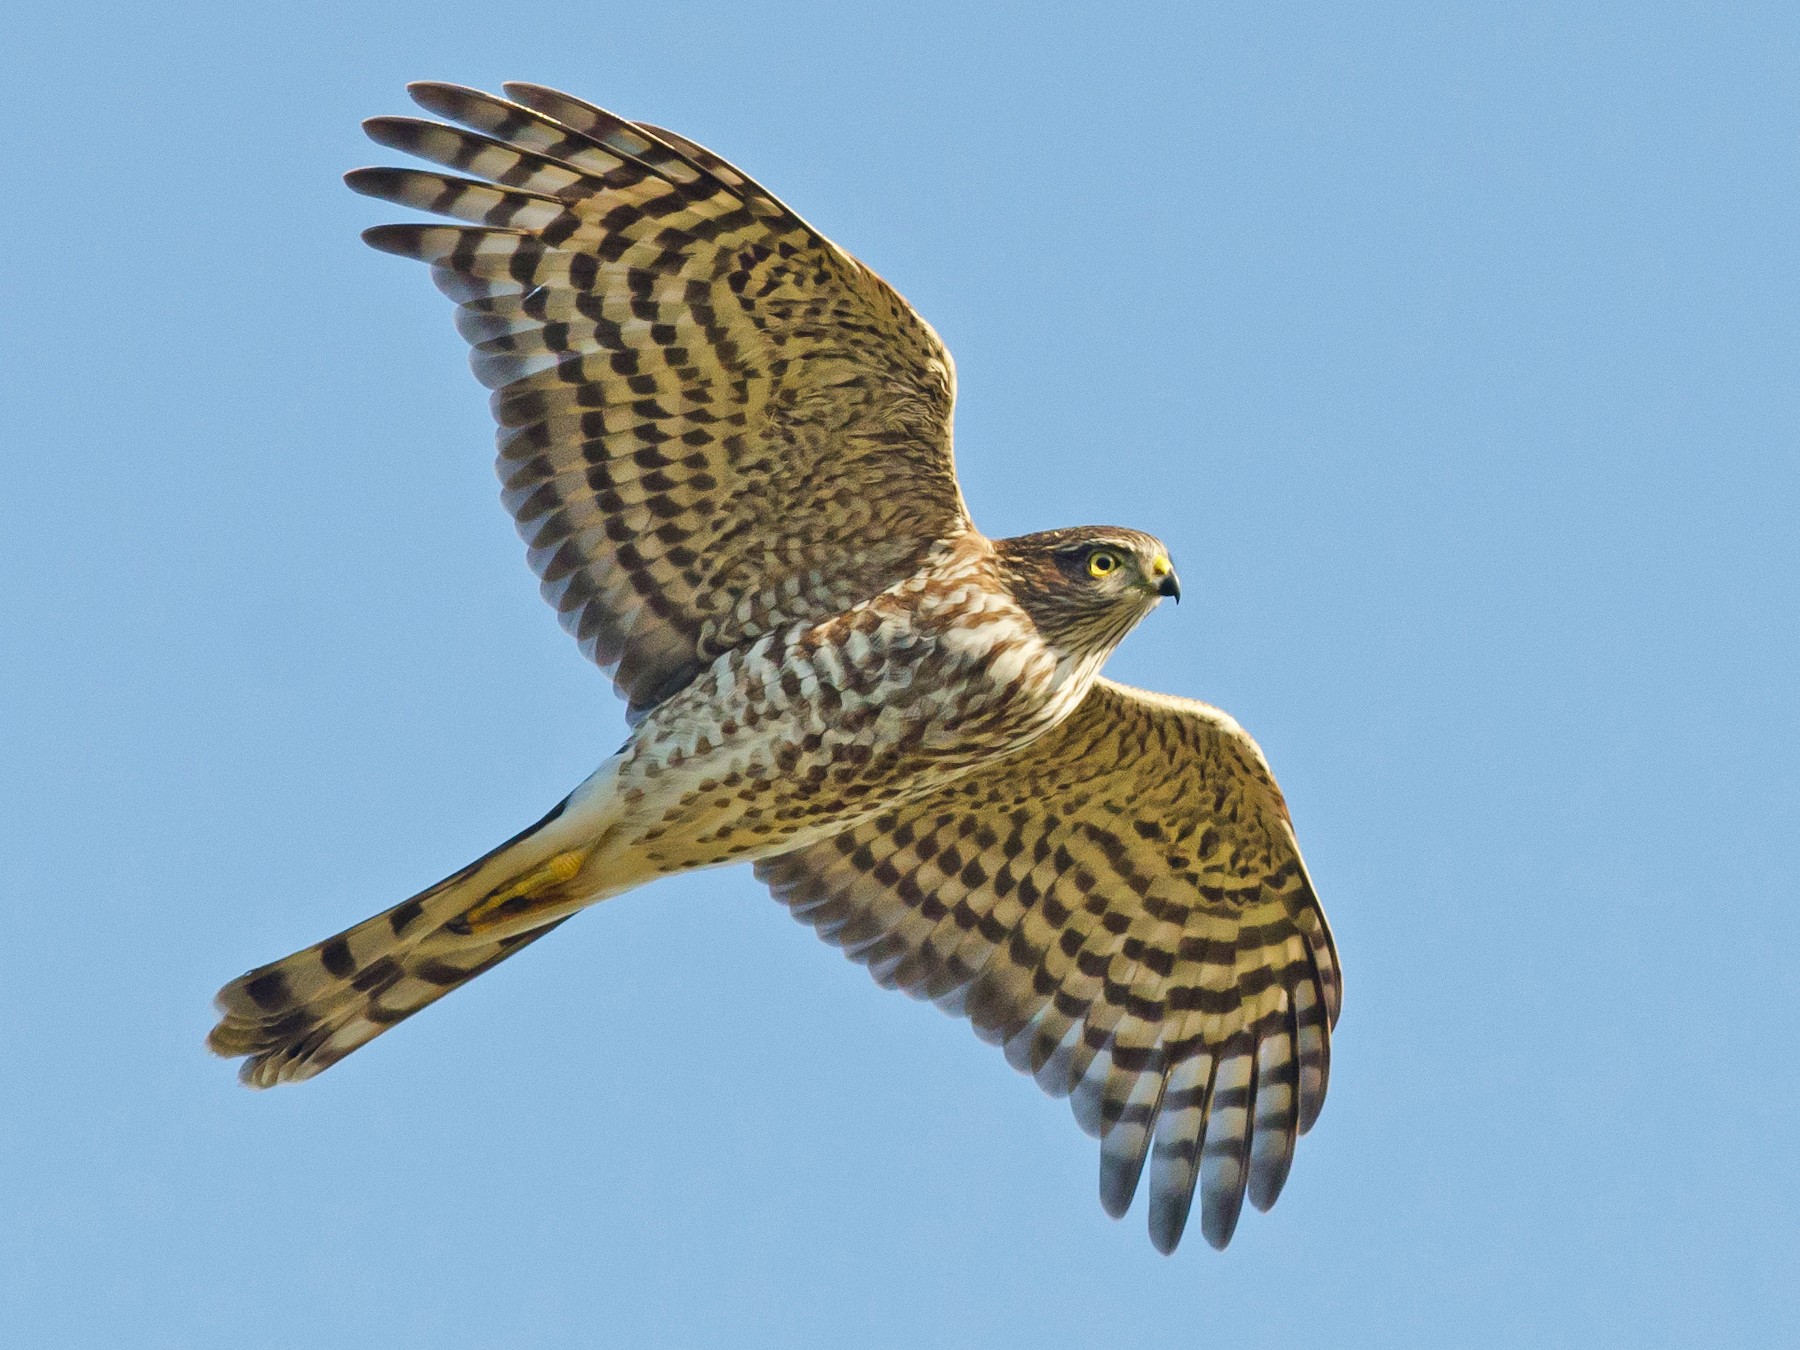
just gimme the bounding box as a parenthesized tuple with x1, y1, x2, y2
(457, 848, 591, 934)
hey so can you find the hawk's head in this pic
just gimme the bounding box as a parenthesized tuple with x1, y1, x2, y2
(994, 526, 1180, 657)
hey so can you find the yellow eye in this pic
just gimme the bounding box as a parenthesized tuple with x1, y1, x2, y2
(1087, 550, 1122, 578)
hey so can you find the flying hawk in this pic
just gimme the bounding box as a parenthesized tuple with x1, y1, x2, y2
(209, 82, 1340, 1254)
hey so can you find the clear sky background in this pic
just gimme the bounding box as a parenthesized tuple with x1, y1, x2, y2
(4, 3, 1796, 1346)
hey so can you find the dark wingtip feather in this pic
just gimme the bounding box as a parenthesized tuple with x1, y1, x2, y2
(1183, 1033, 1255, 1249)
(361, 116, 429, 156)
(343, 166, 401, 200)
(1247, 1144, 1295, 1214)
(1200, 1194, 1244, 1250)
(1147, 1187, 1190, 1254)
(1198, 1147, 1251, 1250)
(1099, 1147, 1147, 1220)
(406, 79, 471, 107)
(360, 223, 425, 257)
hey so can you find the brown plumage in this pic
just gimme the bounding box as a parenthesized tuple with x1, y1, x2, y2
(209, 82, 1339, 1254)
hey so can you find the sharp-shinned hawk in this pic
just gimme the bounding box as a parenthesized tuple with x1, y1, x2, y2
(209, 82, 1340, 1254)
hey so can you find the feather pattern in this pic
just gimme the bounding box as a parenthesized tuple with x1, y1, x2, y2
(350, 81, 970, 720)
(757, 679, 1340, 1251)
(207, 83, 1340, 1257)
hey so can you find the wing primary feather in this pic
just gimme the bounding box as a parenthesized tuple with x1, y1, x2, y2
(406, 82, 649, 182)
(1146, 1048, 1217, 1254)
(1197, 1032, 1257, 1250)
(501, 83, 708, 185)
(1294, 951, 1333, 1134)
(362, 116, 600, 199)
(1096, 1045, 1168, 1219)
(345, 166, 575, 234)
(1247, 1000, 1301, 1212)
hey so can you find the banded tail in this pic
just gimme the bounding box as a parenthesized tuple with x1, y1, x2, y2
(209, 769, 621, 1087)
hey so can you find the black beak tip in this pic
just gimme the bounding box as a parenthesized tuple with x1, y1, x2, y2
(1158, 574, 1182, 602)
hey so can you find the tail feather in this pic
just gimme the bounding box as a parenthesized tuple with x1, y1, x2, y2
(210, 917, 570, 1087)
(209, 773, 621, 1087)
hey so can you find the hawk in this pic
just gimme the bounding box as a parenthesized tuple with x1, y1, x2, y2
(209, 81, 1340, 1254)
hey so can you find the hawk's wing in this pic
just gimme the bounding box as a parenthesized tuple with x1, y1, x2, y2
(756, 679, 1340, 1252)
(350, 83, 971, 720)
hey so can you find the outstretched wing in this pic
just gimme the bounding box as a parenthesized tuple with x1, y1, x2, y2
(756, 679, 1340, 1253)
(351, 82, 971, 719)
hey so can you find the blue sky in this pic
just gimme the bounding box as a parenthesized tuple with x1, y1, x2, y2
(4, 3, 1797, 1346)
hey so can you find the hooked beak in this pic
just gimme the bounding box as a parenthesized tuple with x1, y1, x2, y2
(1149, 553, 1181, 603)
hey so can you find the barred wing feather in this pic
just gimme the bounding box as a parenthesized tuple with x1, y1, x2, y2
(756, 678, 1341, 1252)
(351, 82, 970, 720)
